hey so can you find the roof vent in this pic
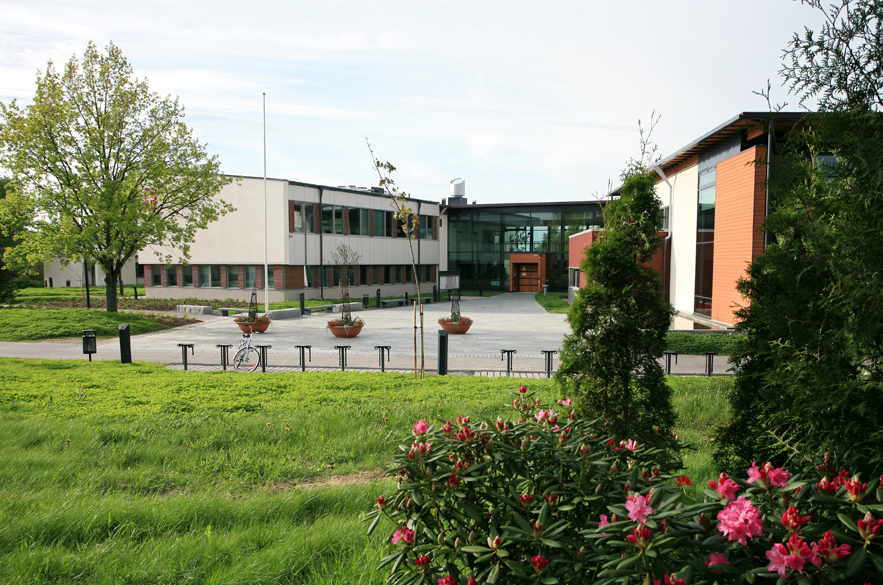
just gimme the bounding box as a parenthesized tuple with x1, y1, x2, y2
(450, 178, 465, 196)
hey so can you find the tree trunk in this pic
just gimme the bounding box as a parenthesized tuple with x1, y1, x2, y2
(104, 270, 120, 313)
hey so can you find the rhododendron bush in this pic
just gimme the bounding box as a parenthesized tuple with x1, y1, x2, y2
(367, 386, 883, 585)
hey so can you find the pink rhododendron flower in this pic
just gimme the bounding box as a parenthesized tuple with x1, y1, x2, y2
(599, 514, 609, 536)
(625, 494, 653, 524)
(376, 496, 388, 510)
(652, 575, 684, 585)
(520, 494, 533, 506)
(519, 385, 527, 394)
(708, 472, 740, 499)
(626, 438, 638, 451)
(704, 552, 730, 575)
(857, 512, 883, 541)
(531, 554, 549, 572)
(391, 527, 415, 545)
(747, 461, 790, 489)
(437, 576, 458, 585)
(626, 525, 652, 548)
(814, 530, 850, 565)
(675, 475, 692, 486)
(562, 397, 571, 406)
(415, 555, 430, 568)
(846, 475, 868, 503)
(466, 578, 477, 585)
(717, 496, 763, 545)
(413, 419, 429, 435)
(441, 420, 453, 435)
(766, 534, 814, 578)
(781, 506, 811, 533)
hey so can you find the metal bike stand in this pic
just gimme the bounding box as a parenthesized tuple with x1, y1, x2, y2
(177, 343, 194, 371)
(216, 344, 233, 370)
(254, 345, 272, 373)
(374, 345, 391, 372)
(703, 352, 717, 376)
(501, 349, 517, 377)
(663, 352, 678, 375)
(541, 350, 557, 378)
(335, 345, 351, 371)
(294, 345, 312, 372)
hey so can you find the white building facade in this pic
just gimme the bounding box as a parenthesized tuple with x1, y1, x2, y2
(138, 177, 442, 302)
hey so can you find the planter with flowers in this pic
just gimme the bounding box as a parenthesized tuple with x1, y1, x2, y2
(328, 314, 365, 338)
(438, 313, 473, 334)
(235, 313, 271, 334)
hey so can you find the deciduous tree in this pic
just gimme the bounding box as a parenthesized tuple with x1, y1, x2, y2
(0, 41, 232, 312)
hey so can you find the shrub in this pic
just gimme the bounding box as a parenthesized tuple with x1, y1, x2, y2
(664, 332, 742, 356)
(557, 172, 675, 450)
(368, 387, 883, 585)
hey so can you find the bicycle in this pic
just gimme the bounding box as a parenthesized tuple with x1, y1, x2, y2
(233, 326, 261, 372)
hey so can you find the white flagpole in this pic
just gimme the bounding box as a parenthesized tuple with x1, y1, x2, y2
(263, 93, 269, 315)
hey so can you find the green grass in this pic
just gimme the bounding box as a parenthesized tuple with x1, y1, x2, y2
(0, 308, 168, 341)
(0, 359, 731, 583)
(534, 291, 570, 313)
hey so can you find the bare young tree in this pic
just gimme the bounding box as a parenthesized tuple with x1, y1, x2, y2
(328, 243, 362, 321)
(366, 139, 425, 379)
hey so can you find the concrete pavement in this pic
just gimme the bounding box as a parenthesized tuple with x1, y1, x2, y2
(0, 293, 734, 377)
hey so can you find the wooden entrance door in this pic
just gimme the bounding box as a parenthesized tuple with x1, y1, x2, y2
(517, 263, 539, 292)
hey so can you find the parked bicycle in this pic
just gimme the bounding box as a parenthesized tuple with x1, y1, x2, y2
(233, 327, 261, 372)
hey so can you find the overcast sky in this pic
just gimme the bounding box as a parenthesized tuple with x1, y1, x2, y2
(1, 0, 823, 203)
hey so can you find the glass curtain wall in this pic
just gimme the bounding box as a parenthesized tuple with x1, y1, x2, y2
(694, 167, 716, 315)
(447, 204, 603, 291)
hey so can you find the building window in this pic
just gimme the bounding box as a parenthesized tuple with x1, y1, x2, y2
(395, 265, 403, 283)
(660, 206, 670, 231)
(227, 265, 239, 288)
(322, 205, 334, 234)
(373, 265, 382, 285)
(694, 167, 716, 315)
(183, 266, 193, 286)
(268, 266, 275, 289)
(360, 265, 367, 285)
(167, 266, 178, 286)
(361, 209, 370, 235)
(384, 265, 392, 284)
(303, 204, 316, 233)
(152, 267, 162, 286)
(199, 265, 221, 287)
(293, 203, 304, 233)
(405, 265, 413, 283)
(245, 265, 256, 288)
(349, 208, 362, 236)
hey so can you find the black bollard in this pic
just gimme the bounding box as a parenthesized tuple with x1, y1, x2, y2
(376, 288, 381, 308)
(299, 292, 306, 316)
(703, 352, 717, 376)
(437, 331, 449, 375)
(119, 324, 132, 364)
(119, 278, 124, 297)
(133, 285, 138, 300)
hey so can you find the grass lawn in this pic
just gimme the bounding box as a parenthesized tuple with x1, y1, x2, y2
(0, 308, 170, 341)
(0, 358, 730, 584)
(534, 291, 570, 313)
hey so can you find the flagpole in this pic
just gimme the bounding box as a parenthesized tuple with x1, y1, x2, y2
(263, 93, 269, 315)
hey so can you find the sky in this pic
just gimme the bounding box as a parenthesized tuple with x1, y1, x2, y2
(0, 0, 824, 204)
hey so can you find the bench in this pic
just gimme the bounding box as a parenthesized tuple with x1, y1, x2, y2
(304, 304, 336, 315)
(266, 308, 302, 320)
(380, 299, 406, 308)
(217, 307, 250, 317)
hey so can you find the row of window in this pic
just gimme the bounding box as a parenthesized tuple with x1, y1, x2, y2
(291, 202, 436, 239)
(148, 264, 436, 289)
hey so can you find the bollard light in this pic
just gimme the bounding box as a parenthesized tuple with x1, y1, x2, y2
(82, 330, 97, 361)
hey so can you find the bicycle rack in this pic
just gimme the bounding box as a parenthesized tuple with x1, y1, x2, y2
(254, 345, 272, 373)
(501, 349, 517, 377)
(703, 352, 717, 377)
(541, 350, 557, 378)
(663, 352, 678, 375)
(177, 343, 194, 371)
(335, 345, 351, 371)
(216, 344, 233, 370)
(294, 345, 312, 372)
(374, 345, 391, 372)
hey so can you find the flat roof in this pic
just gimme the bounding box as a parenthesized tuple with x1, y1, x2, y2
(228, 174, 440, 206)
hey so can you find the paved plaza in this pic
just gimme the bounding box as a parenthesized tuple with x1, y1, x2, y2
(0, 293, 733, 376)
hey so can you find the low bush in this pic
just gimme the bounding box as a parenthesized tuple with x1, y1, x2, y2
(664, 332, 742, 356)
(370, 387, 883, 585)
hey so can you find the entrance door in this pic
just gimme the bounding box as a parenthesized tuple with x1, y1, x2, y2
(517, 263, 539, 292)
